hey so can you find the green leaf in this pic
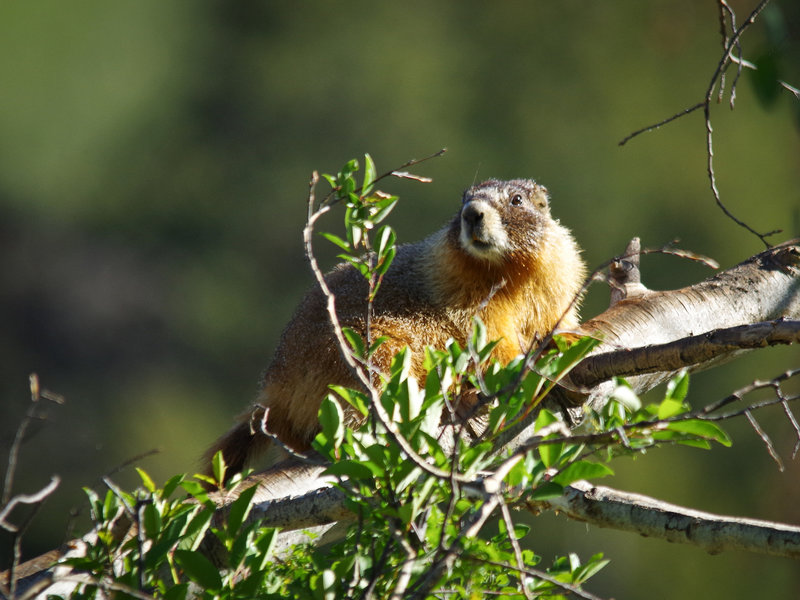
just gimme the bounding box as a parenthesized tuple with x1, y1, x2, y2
(542, 335, 601, 380)
(505, 452, 537, 489)
(348, 222, 362, 249)
(317, 395, 345, 451)
(142, 502, 161, 539)
(227, 483, 258, 536)
(362, 153, 377, 195)
(229, 521, 258, 569)
(362, 443, 389, 470)
(162, 474, 185, 499)
(321, 173, 337, 189)
(667, 420, 732, 447)
(178, 507, 213, 551)
(573, 554, 610, 584)
(163, 583, 189, 600)
(212, 450, 227, 487)
(552, 461, 613, 487)
(376, 224, 395, 256)
(500, 522, 530, 540)
(146, 535, 182, 570)
(343, 158, 359, 175)
(369, 196, 398, 226)
(375, 225, 397, 278)
(319, 231, 352, 252)
(341, 327, 365, 358)
(325, 459, 376, 481)
(136, 468, 157, 494)
(610, 379, 641, 412)
(459, 441, 493, 473)
(390, 346, 412, 381)
(470, 317, 488, 356)
(174, 550, 222, 591)
(181, 480, 213, 508)
(535, 409, 562, 468)
(447, 339, 469, 373)
(538, 442, 562, 470)
(529, 481, 564, 500)
(535, 409, 559, 430)
(665, 370, 689, 403)
(403, 378, 423, 422)
(676, 438, 712, 449)
(419, 397, 444, 438)
(102, 490, 120, 521)
(657, 398, 685, 420)
(329, 385, 369, 417)
(251, 527, 278, 572)
(82, 486, 101, 517)
(368, 336, 389, 358)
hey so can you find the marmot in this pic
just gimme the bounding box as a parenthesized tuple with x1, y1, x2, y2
(204, 179, 586, 478)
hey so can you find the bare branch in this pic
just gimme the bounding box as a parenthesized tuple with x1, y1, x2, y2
(620, 0, 778, 244)
(3, 375, 64, 506)
(701, 367, 800, 415)
(0, 477, 61, 534)
(498, 501, 535, 600)
(744, 409, 784, 470)
(540, 480, 800, 559)
(571, 319, 800, 388)
(617, 103, 704, 146)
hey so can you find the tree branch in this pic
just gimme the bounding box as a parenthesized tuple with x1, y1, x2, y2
(540, 480, 800, 559)
(571, 319, 800, 389)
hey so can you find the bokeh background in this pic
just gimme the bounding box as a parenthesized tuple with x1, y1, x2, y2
(1, 1, 799, 597)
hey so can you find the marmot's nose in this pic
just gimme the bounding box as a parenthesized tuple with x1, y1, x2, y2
(462, 202, 484, 229)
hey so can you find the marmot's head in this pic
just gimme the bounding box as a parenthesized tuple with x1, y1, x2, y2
(457, 179, 551, 263)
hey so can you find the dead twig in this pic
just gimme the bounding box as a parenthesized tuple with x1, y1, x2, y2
(620, 0, 779, 245)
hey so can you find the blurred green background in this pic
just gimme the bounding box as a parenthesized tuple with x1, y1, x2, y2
(1, 0, 798, 597)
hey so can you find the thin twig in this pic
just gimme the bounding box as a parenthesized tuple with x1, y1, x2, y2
(0, 477, 61, 533)
(702, 369, 800, 415)
(707, 0, 775, 245)
(780, 398, 800, 459)
(3, 375, 64, 506)
(103, 449, 160, 480)
(620, 0, 778, 245)
(618, 102, 704, 146)
(2, 476, 61, 600)
(744, 409, 784, 470)
(498, 501, 535, 600)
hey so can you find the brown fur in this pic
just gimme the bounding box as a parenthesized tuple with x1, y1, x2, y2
(204, 179, 586, 479)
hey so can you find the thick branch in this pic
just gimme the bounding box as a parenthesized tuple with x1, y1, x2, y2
(541, 480, 800, 559)
(571, 319, 800, 389)
(559, 240, 800, 410)
(219, 467, 800, 561)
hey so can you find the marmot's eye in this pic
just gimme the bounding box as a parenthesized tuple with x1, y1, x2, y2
(510, 194, 524, 206)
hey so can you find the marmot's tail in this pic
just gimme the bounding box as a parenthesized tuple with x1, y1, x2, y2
(202, 406, 271, 483)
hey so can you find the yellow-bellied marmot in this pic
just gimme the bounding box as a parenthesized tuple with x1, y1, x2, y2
(204, 179, 586, 478)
